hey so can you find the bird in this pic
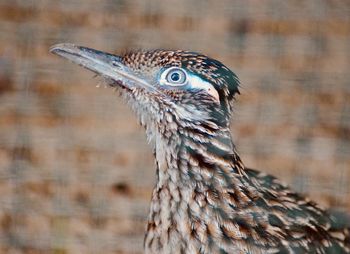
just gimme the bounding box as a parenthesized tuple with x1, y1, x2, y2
(50, 43, 350, 254)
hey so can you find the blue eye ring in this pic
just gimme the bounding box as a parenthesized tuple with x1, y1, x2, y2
(164, 67, 187, 86)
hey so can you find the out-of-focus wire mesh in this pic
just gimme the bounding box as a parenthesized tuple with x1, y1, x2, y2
(0, 0, 349, 253)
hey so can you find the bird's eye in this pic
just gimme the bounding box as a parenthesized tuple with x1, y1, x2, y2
(164, 67, 187, 86)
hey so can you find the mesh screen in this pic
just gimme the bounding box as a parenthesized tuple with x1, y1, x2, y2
(0, 1, 349, 253)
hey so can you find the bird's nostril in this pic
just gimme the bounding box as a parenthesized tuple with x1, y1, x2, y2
(112, 60, 120, 66)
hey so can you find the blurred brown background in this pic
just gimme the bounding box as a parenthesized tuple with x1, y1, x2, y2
(0, 0, 349, 253)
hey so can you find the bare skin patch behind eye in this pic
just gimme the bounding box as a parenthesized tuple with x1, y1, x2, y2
(188, 74, 220, 104)
(206, 86, 220, 103)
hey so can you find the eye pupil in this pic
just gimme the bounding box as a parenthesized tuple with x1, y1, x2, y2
(171, 72, 180, 82)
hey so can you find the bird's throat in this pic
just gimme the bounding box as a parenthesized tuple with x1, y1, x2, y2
(154, 126, 243, 187)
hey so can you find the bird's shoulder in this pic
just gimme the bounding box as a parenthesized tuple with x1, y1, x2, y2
(240, 167, 350, 252)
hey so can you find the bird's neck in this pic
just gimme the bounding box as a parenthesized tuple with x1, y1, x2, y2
(153, 125, 245, 188)
(145, 124, 250, 251)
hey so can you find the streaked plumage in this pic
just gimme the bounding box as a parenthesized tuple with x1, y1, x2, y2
(50, 44, 350, 254)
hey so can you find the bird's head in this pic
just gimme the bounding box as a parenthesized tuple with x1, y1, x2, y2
(50, 44, 240, 140)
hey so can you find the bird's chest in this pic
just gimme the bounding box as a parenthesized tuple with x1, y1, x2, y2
(144, 185, 196, 254)
(144, 181, 245, 254)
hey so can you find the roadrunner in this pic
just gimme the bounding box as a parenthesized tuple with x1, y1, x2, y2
(50, 44, 350, 254)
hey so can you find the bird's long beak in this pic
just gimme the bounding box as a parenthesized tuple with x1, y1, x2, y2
(50, 43, 155, 92)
